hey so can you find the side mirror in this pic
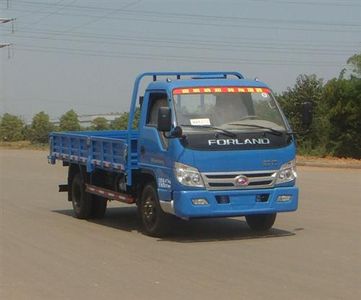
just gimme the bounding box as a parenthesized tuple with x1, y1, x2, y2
(157, 107, 172, 132)
(301, 101, 313, 128)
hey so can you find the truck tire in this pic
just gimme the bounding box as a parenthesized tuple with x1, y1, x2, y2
(245, 213, 276, 231)
(71, 173, 92, 219)
(90, 195, 107, 219)
(138, 183, 171, 237)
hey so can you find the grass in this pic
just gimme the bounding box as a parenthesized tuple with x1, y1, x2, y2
(0, 141, 48, 150)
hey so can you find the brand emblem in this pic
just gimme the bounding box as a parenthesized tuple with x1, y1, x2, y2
(208, 138, 271, 146)
(235, 175, 249, 186)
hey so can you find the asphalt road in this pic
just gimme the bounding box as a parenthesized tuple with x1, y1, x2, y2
(1, 149, 360, 300)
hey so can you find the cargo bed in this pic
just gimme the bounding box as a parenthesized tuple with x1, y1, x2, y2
(48, 130, 139, 174)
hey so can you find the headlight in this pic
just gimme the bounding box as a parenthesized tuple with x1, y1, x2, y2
(276, 159, 297, 184)
(174, 162, 204, 187)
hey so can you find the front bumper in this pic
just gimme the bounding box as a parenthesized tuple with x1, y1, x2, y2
(169, 186, 298, 218)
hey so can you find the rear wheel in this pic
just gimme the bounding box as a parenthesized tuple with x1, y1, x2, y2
(71, 173, 92, 219)
(138, 183, 172, 237)
(245, 213, 276, 231)
(90, 195, 107, 219)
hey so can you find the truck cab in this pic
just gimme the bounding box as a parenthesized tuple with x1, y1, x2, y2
(132, 72, 298, 234)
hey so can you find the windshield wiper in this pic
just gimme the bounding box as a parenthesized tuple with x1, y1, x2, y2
(229, 123, 285, 136)
(180, 124, 236, 138)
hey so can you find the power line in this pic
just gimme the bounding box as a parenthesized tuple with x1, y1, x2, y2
(2, 27, 359, 50)
(3, 33, 358, 57)
(252, 0, 361, 7)
(30, 0, 78, 26)
(7, 7, 361, 31)
(62, 0, 142, 33)
(13, 0, 361, 23)
(15, 0, 361, 7)
(7, 12, 361, 35)
(3, 0, 66, 21)
(15, 44, 346, 67)
(3, 26, 360, 47)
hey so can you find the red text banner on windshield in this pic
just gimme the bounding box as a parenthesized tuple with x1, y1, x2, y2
(173, 87, 270, 95)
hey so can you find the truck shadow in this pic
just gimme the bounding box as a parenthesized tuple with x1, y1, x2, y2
(163, 218, 296, 243)
(53, 207, 139, 232)
(53, 207, 297, 243)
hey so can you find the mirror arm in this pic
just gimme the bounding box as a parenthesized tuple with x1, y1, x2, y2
(162, 132, 185, 140)
(162, 125, 184, 139)
(162, 131, 172, 139)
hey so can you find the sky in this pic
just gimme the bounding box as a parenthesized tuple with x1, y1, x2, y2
(0, 0, 360, 122)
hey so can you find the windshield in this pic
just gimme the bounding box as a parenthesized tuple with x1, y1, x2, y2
(173, 86, 287, 131)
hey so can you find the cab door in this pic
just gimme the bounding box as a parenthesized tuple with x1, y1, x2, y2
(138, 91, 173, 192)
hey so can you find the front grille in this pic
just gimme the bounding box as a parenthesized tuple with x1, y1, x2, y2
(201, 170, 277, 190)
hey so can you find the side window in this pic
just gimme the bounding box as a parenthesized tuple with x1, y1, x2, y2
(146, 92, 168, 127)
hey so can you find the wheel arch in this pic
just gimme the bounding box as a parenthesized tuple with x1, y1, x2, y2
(134, 168, 157, 205)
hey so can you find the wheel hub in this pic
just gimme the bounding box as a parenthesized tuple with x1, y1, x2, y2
(143, 197, 156, 224)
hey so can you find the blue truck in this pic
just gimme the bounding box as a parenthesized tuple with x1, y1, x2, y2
(49, 72, 300, 237)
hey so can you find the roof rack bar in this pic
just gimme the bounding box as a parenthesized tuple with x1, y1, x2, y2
(192, 74, 228, 79)
(135, 71, 244, 81)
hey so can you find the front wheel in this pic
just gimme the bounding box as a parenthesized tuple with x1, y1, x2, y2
(138, 183, 172, 237)
(245, 213, 276, 231)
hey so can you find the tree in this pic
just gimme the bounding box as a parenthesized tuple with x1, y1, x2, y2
(346, 53, 361, 78)
(111, 113, 129, 130)
(28, 111, 54, 143)
(91, 117, 109, 130)
(132, 107, 141, 129)
(0, 113, 25, 141)
(59, 110, 81, 131)
(111, 108, 141, 130)
(277, 74, 328, 154)
(323, 76, 361, 158)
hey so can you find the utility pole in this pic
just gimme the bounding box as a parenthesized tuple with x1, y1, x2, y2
(0, 17, 16, 32)
(0, 17, 15, 58)
(1, 3, 14, 115)
(0, 17, 15, 24)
